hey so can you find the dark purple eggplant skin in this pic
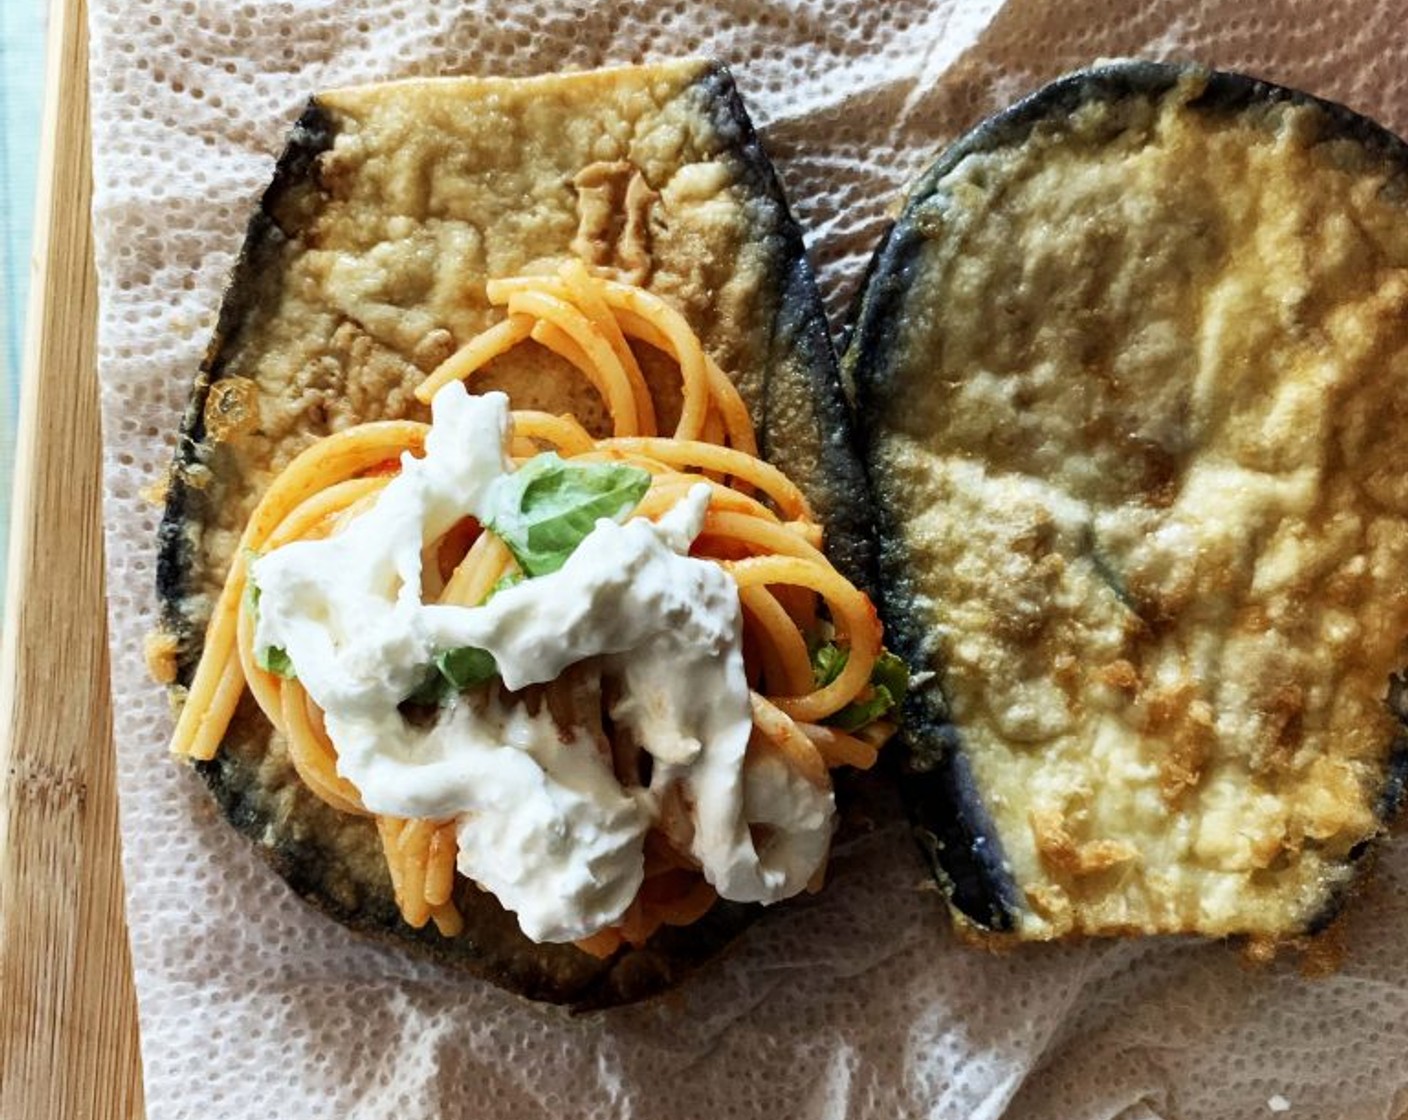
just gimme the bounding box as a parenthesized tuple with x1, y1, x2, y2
(842, 59, 1408, 937)
(155, 63, 874, 1010)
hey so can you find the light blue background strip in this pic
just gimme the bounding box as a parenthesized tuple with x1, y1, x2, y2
(1, 0, 47, 613)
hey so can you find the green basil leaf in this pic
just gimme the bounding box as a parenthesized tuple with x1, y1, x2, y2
(870, 650, 910, 702)
(405, 646, 498, 706)
(257, 645, 296, 679)
(823, 651, 910, 731)
(811, 641, 849, 687)
(487, 453, 651, 576)
(437, 646, 497, 690)
(484, 571, 524, 602)
(828, 686, 893, 732)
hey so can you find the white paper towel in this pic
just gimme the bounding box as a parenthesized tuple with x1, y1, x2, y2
(88, 2, 1408, 1118)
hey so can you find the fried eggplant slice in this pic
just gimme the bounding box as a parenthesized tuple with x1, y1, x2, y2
(846, 60, 1408, 941)
(155, 60, 871, 1008)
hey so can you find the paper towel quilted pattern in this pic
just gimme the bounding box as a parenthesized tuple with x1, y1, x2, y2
(89, 1, 1408, 1117)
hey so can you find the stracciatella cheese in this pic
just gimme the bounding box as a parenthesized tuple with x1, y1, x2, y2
(251, 385, 834, 942)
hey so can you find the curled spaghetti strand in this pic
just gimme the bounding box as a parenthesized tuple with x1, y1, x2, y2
(169, 262, 893, 949)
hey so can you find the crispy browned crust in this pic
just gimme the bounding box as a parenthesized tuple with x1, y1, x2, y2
(844, 59, 1408, 942)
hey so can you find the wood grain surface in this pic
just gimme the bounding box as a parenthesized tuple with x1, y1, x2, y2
(0, 0, 147, 1115)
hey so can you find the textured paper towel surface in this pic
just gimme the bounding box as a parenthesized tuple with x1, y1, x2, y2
(89, 2, 1408, 1118)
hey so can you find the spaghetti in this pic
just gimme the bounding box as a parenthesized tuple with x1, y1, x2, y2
(171, 261, 894, 954)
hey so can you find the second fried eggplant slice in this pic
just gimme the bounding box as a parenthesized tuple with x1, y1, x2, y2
(157, 59, 869, 1007)
(846, 60, 1408, 941)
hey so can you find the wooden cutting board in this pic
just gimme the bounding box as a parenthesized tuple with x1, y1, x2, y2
(0, 0, 147, 1115)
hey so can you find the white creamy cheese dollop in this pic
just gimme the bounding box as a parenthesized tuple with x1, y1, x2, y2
(251, 383, 835, 942)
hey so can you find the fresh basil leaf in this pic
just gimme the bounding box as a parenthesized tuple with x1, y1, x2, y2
(484, 571, 524, 602)
(257, 645, 296, 679)
(437, 646, 497, 689)
(811, 641, 849, 688)
(829, 686, 893, 732)
(870, 650, 910, 702)
(405, 646, 498, 706)
(824, 651, 910, 731)
(487, 453, 651, 576)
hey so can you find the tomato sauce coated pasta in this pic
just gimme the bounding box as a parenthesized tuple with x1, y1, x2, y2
(172, 262, 892, 954)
